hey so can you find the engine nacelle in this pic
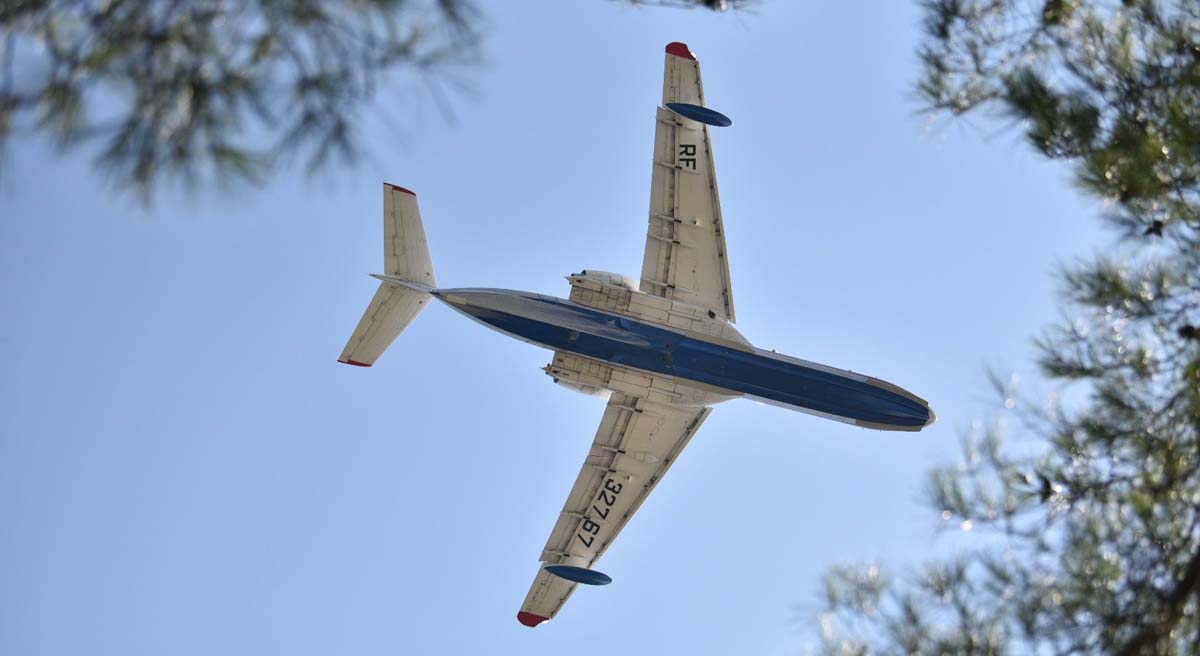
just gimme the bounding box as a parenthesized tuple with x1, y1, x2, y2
(566, 269, 752, 348)
(568, 269, 637, 290)
(545, 351, 738, 407)
(549, 378, 610, 397)
(545, 352, 613, 398)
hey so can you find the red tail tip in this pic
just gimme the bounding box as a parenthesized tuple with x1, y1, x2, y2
(339, 359, 372, 367)
(385, 183, 416, 196)
(665, 42, 696, 60)
(517, 611, 550, 628)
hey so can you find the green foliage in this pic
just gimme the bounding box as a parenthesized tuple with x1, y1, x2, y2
(0, 0, 483, 199)
(819, 2, 1199, 654)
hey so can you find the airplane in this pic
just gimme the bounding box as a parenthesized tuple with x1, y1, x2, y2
(337, 41, 935, 628)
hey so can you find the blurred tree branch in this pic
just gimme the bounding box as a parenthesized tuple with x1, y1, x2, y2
(0, 0, 745, 201)
(619, 0, 756, 10)
(817, 1, 1199, 654)
(0, 0, 483, 199)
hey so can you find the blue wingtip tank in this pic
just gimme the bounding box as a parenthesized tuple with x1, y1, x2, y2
(665, 102, 733, 127)
(544, 565, 613, 586)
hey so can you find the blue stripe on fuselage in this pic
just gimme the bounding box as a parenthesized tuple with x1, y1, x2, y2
(447, 290, 930, 429)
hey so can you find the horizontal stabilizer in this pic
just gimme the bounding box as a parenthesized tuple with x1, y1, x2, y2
(338, 182, 438, 367)
(371, 272, 434, 293)
(338, 283, 430, 367)
(381, 183, 437, 288)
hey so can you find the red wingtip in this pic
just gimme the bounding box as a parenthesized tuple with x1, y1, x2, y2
(665, 42, 696, 61)
(339, 359, 372, 367)
(385, 183, 416, 196)
(517, 612, 550, 628)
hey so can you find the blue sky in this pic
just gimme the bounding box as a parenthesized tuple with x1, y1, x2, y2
(2, 2, 1107, 654)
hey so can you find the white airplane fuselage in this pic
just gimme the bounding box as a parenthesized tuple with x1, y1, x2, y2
(432, 286, 934, 431)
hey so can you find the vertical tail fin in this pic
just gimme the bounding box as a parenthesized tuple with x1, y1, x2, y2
(337, 184, 437, 367)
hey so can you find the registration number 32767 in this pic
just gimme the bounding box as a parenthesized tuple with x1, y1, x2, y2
(575, 478, 624, 549)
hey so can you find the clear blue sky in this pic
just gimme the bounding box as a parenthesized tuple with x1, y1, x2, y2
(2, 2, 1106, 654)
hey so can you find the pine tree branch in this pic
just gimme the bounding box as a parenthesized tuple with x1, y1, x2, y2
(1117, 546, 1200, 656)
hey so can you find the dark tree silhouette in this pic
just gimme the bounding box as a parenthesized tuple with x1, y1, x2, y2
(816, 2, 1199, 654)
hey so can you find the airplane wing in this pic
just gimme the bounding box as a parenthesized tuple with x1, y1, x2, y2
(640, 42, 736, 322)
(517, 390, 711, 627)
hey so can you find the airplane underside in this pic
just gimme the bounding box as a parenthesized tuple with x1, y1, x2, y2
(435, 288, 934, 431)
(338, 42, 936, 627)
